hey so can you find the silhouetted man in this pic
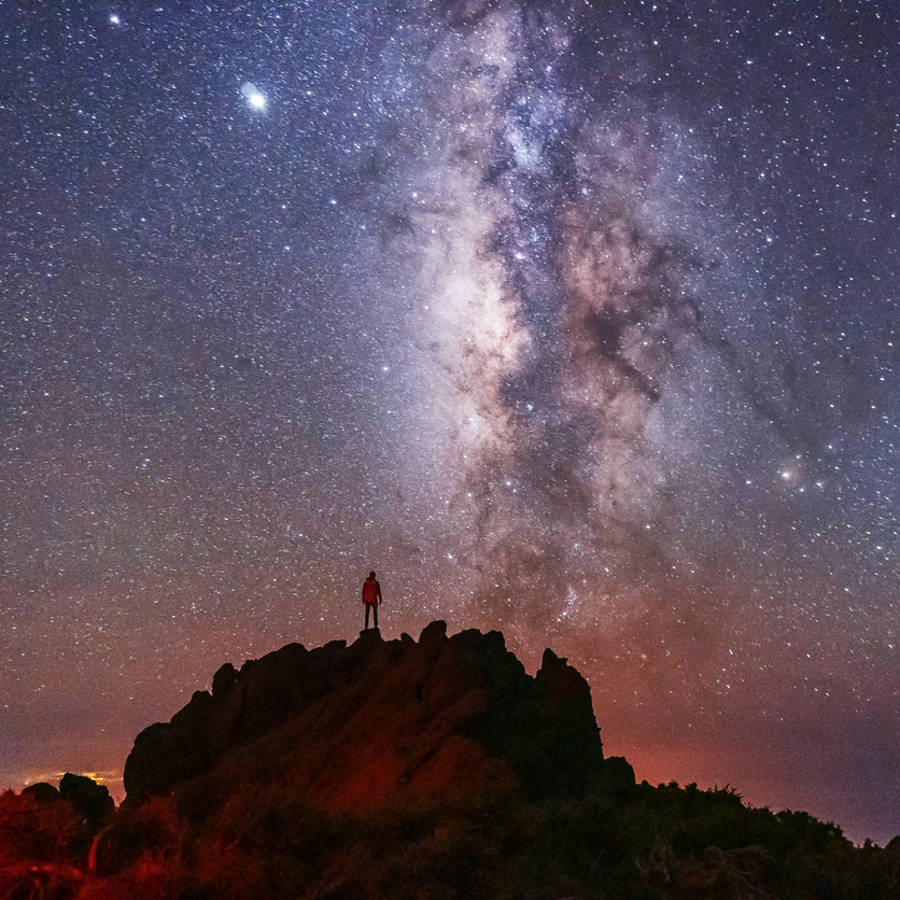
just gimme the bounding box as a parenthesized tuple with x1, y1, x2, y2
(362, 570, 382, 630)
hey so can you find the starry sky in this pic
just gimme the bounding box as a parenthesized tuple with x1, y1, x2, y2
(1, 0, 897, 845)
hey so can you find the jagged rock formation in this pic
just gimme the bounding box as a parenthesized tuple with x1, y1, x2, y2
(124, 621, 631, 811)
(6, 624, 900, 897)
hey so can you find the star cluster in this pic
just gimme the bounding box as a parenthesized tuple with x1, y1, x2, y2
(1, 1, 897, 843)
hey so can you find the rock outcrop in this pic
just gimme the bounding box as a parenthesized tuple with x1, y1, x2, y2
(21, 773, 114, 829)
(9, 625, 899, 897)
(124, 622, 627, 812)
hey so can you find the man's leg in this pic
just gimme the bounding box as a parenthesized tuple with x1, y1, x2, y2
(364, 605, 370, 629)
(373, 604, 378, 629)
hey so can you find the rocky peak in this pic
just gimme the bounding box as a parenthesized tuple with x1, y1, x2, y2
(123, 622, 618, 813)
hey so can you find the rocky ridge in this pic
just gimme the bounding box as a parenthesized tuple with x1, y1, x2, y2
(124, 620, 632, 811)
(4, 622, 899, 897)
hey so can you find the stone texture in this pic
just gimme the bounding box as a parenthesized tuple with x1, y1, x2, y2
(123, 621, 608, 815)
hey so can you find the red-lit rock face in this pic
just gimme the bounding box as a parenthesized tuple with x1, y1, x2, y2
(123, 622, 616, 818)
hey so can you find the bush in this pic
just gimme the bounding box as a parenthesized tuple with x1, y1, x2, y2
(0, 790, 80, 865)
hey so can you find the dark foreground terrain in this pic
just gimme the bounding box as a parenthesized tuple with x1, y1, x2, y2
(3, 622, 898, 898)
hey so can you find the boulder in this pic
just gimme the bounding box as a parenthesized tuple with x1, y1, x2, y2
(21, 782, 60, 804)
(59, 773, 114, 828)
(418, 619, 448, 647)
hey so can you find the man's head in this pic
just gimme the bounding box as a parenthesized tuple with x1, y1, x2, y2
(369, 571, 376, 579)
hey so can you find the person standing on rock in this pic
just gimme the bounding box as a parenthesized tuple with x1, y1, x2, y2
(362, 570, 382, 630)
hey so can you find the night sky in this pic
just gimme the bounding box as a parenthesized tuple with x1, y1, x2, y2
(2, 1, 898, 845)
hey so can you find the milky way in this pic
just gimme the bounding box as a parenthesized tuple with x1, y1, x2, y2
(1, 1, 897, 843)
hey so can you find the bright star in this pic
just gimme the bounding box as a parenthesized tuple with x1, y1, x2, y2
(240, 81, 267, 111)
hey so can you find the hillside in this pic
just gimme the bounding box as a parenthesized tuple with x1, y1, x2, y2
(2, 622, 898, 898)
